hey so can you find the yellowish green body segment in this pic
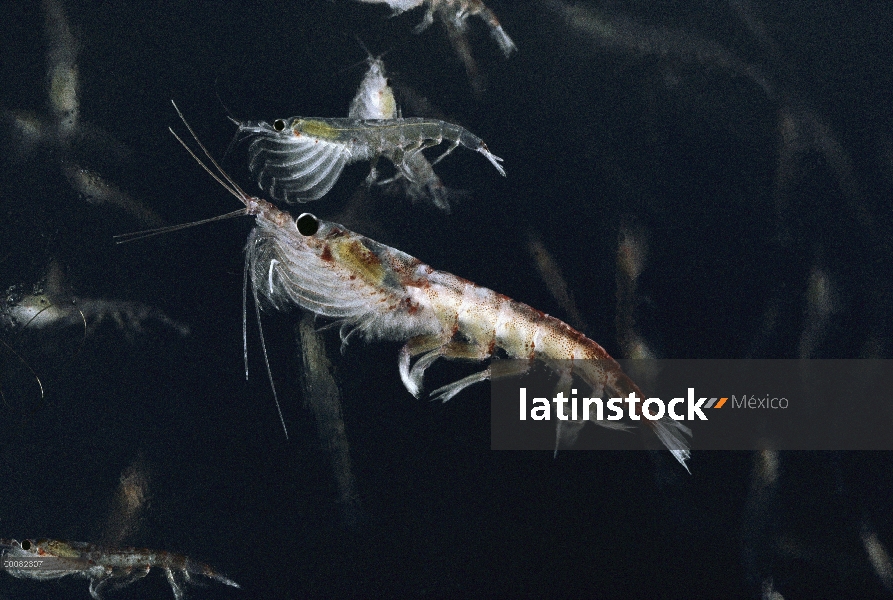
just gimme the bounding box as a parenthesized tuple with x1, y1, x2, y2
(331, 238, 388, 286)
(45, 540, 81, 558)
(295, 119, 341, 139)
(241, 115, 503, 203)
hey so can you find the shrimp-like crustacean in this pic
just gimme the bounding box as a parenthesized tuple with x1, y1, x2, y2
(235, 113, 504, 203)
(348, 52, 455, 211)
(355, 0, 516, 91)
(348, 52, 400, 124)
(166, 103, 690, 470)
(356, 0, 517, 58)
(0, 538, 238, 600)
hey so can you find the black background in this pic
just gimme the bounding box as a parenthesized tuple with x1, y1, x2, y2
(1, 1, 892, 598)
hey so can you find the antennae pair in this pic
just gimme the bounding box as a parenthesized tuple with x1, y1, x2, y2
(168, 99, 251, 203)
(114, 100, 254, 244)
(122, 101, 291, 441)
(113, 209, 247, 244)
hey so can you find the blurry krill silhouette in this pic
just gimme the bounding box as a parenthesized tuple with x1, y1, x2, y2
(102, 455, 151, 547)
(297, 314, 362, 527)
(354, 0, 516, 92)
(541, 0, 865, 243)
(615, 222, 656, 361)
(1, 262, 189, 408)
(1, 0, 163, 227)
(524, 228, 586, 333)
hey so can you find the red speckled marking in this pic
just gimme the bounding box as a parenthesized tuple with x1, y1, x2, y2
(402, 297, 420, 314)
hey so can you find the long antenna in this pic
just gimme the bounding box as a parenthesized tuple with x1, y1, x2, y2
(167, 100, 290, 440)
(114, 209, 247, 244)
(252, 271, 289, 440)
(114, 101, 256, 244)
(169, 100, 252, 203)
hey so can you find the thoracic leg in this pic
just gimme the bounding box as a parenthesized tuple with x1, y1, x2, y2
(430, 368, 490, 402)
(89, 575, 110, 600)
(431, 343, 547, 402)
(365, 155, 380, 186)
(431, 139, 460, 165)
(110, 567, 151, 589)
(164, 568, 185, 600)
(400, 336, 495, 399)
(403, 137, 440, 156)
(425, 339, 493, 401)
(399, 335, 449, 397)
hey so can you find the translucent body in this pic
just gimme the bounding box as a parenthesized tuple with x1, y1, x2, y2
(348, 55, 453, 209)
(237, 116, 504, 202)
(356, 0, 517, 57)
(247, 211, 690, 469)
(166, 103, 689, 470)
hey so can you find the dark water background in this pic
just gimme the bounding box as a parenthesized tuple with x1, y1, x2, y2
(1, 1, 892, 598)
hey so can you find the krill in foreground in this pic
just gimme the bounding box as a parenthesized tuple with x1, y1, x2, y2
(154, 103, 689, 470)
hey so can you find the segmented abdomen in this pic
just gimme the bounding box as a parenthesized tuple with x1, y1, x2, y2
(416, 270, 615, 361)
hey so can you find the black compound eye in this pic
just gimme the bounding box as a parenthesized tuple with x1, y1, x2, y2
(273, 119, 286, 132)
(296, 213, 319, 236)
(21, 540, 31, 550)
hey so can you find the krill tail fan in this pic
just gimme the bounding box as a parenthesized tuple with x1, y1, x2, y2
(649, 417, 693, 473)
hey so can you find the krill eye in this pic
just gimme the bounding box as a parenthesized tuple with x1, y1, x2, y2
(273, 119, 286, 132)
(296, 213, 319, 236)
(21, 540, 31, 550)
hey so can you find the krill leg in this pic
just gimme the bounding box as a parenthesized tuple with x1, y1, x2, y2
(397, 137, 440, 163)
(432, 346, 540, 403)
(365, 155, 381, 186)
(413, 9, 436, 34)
(425, 340, 493, 401)
(164, 568, 186, 600)
(89, 575, 111, 600)
(107, 567, 151, 593)
(431, 139, 460, 165)
(399, 334, 449, 397)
